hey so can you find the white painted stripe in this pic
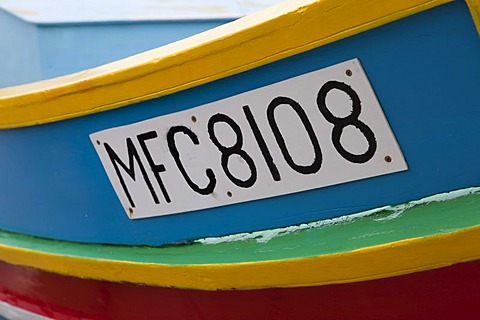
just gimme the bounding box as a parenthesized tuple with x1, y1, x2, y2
(0, 301, 51, 320)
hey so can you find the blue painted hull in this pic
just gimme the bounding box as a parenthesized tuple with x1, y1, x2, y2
(0, 1, 479, 245)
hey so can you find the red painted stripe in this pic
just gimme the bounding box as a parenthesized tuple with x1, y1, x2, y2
(0, 259, 479, 320)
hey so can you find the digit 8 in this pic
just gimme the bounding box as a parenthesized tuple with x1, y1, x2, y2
(317, 81, 377, 163)
(208, 113, 257, 188)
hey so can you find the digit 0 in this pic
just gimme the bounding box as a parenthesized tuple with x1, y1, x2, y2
(267, 97, 322, 175)
(317, 81, 377, 163)
(207, 113, 257, 188)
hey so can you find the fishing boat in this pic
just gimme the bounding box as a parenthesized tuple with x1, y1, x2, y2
(0, 0, 479, 319)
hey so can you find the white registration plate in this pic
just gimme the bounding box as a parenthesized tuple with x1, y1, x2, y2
(91, 59, 407, 219)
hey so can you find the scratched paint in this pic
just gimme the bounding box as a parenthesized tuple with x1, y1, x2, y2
(0, 187, 478, 290)
(197, 187, 480, 244)
(0, 186, 478, 266)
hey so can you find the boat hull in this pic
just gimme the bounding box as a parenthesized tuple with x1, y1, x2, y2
(0, 1, 479, 245)
(1, 259, 479, 320)
(0, 1, 479, 318)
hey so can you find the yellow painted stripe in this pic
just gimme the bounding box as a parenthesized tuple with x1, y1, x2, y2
(467, 0, 480, 35)
(0, 0, 452, 129)
(0, 226, 478, 290)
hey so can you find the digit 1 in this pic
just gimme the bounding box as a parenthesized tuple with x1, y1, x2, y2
(242, 105, 281, 182)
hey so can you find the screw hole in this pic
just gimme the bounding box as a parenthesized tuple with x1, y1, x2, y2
(191, 116, 197, 123)
(96, 140, 101, 145)
(384, 156, 392, 163)
(227, 191, 233, 198)
(346, 69, 353, 77)
(128, 208, 134, 217)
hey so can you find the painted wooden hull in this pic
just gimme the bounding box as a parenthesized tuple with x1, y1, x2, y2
(0, 0, 479, 318)
(0, 187, 479, 319)
(1, 260, 479, 320)
(0, 0, 271, 88)
(0, 0, 479, 246)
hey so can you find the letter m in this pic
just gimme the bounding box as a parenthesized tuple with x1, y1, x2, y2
(104, 138, 158, 208)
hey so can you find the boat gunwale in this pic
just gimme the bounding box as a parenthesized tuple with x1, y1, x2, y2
(0, 0, 455, 129)
(0, 187, 479, 291)
(1, 225, 478, 291)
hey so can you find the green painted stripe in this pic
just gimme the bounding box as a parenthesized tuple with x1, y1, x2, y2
(0, 188, 479, 265)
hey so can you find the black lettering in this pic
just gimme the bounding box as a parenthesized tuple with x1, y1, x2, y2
(208, 113, 257, 188)
(137, 131, 171, 203)
(104, 138, 158, 207)
(317, 81, 377, 163)
(243, 105, 281, 182)
(267, 97, 322, 174)
(167, 126, 216, 195)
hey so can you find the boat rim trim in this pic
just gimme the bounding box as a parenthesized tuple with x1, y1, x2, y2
(0, 0, 454, 129)
(0, 225, 478, 290)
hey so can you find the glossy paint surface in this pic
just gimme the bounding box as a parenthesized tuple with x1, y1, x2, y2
(0, 188, 478, 290)
(1, 189, 479, 265)
(0, 2, 479, 245)
(1, 259, 479, 320)
(0, 0, 453, 129)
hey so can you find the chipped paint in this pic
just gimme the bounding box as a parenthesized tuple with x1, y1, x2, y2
(197, 187, 480, 244)
(0, 186, 478, 290)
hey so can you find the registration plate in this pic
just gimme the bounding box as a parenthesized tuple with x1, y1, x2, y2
(91, 59, 407, 219)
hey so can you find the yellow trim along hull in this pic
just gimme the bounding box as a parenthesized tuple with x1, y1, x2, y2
(0, 0, 455, 129)
(0, 226, 478, 290)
